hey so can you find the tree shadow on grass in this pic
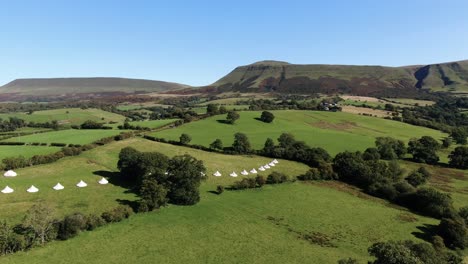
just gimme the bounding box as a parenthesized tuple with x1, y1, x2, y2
(92, 170, 134, 191)
(412, 223, 439, 242)
(93, 170, 140, 211)
(116, 199, 139, 212)
(207, 190, 220, 195)
(216, 119, 231, 124)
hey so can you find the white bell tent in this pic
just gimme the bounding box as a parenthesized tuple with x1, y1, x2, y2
(76, 180, 87, 188)
(53, 183, 64, 190)
(27, 185, 39, 193)
(98, 178, 109, 185)
(3, 170, 17, 177)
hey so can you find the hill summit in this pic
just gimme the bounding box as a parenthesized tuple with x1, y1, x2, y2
(210, 59, 468, 96)
(0, 77, 189, 99)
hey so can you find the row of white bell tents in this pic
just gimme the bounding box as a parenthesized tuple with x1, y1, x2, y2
(0, 178, 109, 194)
(213, 159, 279, 177)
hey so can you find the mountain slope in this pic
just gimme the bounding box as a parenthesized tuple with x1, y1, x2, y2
(210, 60, 468, 96)
(0, 77, 189, 98)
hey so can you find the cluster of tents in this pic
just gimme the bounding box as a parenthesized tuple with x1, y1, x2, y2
(1, 170, 109, 194)
(213, 159, 279, 177)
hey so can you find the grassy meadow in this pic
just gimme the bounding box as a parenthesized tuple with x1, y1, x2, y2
(0, 108, 126, 126)
(1, 181, 437, 264)
(0, 145, 61, 160)
(2, 129, 124, 145)
(128, 119, 179, 129)
(152, 110, 447, 156)
(0, 138, 308, 222)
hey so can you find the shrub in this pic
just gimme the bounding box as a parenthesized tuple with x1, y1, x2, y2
(58, 213, 87, 240)
(179, 133, 192, 145)
(216, 185, 224, 194)
(85, 214, 105, 231)
(266, 172, 289, 184)
(405, 167, 431, 187)
(255, 175, 266, 187)
(438, 217, 468, 249)
(50, 143, 67, 147)
(101, 205, 133, 223)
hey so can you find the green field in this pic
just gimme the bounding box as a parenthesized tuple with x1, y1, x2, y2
(1, 182, 437, 263)
(128, 119, 179, 129)
(152, 110, 447, 156)
(385, 98, 435, 106)
(117, 103, 171, 111)
(0, 145, 61, 160)
(0, 138, 309, 222)
(0, 108, 126, 126)
(3, 129, 124, 145)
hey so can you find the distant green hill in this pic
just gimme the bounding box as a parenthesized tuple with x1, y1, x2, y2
(0, 77, 189, 100)
(209, 59, 468, 96)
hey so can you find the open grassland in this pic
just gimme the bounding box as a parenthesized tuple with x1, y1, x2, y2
(128, 119, 179, 129)
(1, 181, 437, 264)
(2, 129, 123, 145)
(341, 105, 392, 117)
(0, 145, 61, 160)
(116, 103, 170, 111)
(0, 108, 126, 126)
(0, 138, 308, 222)
(152, 110, 447, 156)
(0, 127, 52, 135)
(385, 98, 435, 106)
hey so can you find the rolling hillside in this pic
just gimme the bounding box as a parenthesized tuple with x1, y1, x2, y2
(208, 59, 468, 96)
(0, 77, 189, 100)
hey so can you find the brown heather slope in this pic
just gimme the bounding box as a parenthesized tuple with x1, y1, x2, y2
(0, 77, 189, 101)
(207, 59, 468, 96)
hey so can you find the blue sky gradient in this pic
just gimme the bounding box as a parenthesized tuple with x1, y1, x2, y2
(1, 0, 467, 86)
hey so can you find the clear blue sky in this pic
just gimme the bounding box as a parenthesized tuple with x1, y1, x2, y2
(1, 0, 467, 86)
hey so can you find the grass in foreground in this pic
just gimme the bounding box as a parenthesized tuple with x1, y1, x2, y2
(152, 110, 447, 156)
(1, 182, 437, 264)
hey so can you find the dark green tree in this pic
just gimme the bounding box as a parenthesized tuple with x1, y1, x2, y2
(451, 128, 467, 145)
(210, 139, 223, 150)
(179, 133, 192, 145)
(438, 217, 468, 249)
(405, 167, 431, 187)
(167, 155, 206, 205)
(138, 178, 168, 212)
(278, 133, 296, 148)
(262, 138, 275, 156)
(206, 104, 219, 116)
(449, 146, 468, 169)
(58, 213, 87, 240)
(232, 133, 251, 154)
(226, 111, 240, 124)
(375, 137, 407, 160)
(408, 136, 440, 165)
(260, 111, 275, 123)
